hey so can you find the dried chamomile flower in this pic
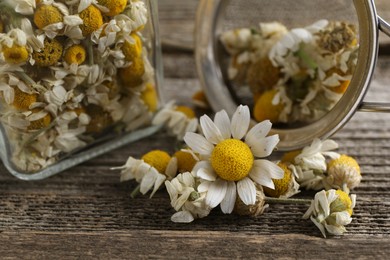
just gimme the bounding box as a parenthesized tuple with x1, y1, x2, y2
(253, 89, 285, 123)
(79, 5, 104, 36)
(317, 21, 357, 53)
(0, 20, 3, 33)
(119, 57, 145, 88)
(247, 57, 280, 96)
(32, 38, 63, 67)
(2, 44, 29, 65)
(303, 189, 356, 238)
(323, 154, 361, 192)
(234, 184, 268, 217)
(152, 101, 198, 141)
(185, 105, 283, 214)
(165, 171, 211, 223)
(64, 45, 87, 65)
(12, 87, 37, 110)
(140, 83, 158, 113)
(173, 150, 198, 173)
(263, 162, 300, 198)
(192, 90, 210, 110)
(97, 0, 128, 16)
(27, 109, 52, 131)
(84, 104, 113, 134)
(112, 150, 178, 198)
(33, 4, 63, 29)
(122, 33, 143, 62)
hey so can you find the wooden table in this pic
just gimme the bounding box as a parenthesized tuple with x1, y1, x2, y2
(1, 1, 390, 258)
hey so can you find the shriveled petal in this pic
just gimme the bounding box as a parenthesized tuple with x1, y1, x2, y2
(248, 135, 279, 158)
(324, 222, 346, 236)
(220, 181, 236, 214)
(184, 132, 214, 156)
(139, 168, 157, 195)
(335, 211, 352, 225)
(200, 115, 224, 144)
(149, 173, 166, 198)
(198, 181, 211, 193)
(171, 211, 194, 223)
(315, 190, 330, 217)
(231, 105, 250, 140)
(165, 157, 178, 180)
(321, 139, 339, 151)
(311, 216, 327, 238)
(165, 180, 178, 202)
(237, 177, 256, 205)
(214, 110, 231, 139)
(206, 179, 227, 208)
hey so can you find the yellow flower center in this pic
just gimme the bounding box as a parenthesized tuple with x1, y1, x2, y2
(28, 110, 52, 131)
(79, 5, 103, 36)
(210, 139, 254, 181)
(141, 83, 158, 112)
(327, 155, 361, 176)
(33, 4, 63, 29)
(192, 90, 209, 108)
(119, 57, 145, 88)
(122, 33, 143, 62)
(141, 150, 171, 174)
(173, 150, 197, 173)
(2, 45, 29, 64)
(97, 0, 128, 16)
(253, 89, 284, 123)
(281, 150, 302, 164)
(64, 45, 86, 65)
(33, 38, 63, 67)
(329, 189, 353, 216)
(175, 106, 195, 119)
(12, 87, 37, 110)
(0, 20, 3, 33)
(247, 57, 280, 96)
(263, 162, 291, 197)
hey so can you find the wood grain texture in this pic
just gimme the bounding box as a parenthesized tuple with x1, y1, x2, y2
(1, 1, 390, 258)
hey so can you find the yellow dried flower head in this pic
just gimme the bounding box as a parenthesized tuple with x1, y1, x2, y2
(2, 45, 29, 64)
(0, 20, 4, 33)
(34, 4, 63, 29)
(175, 106, 195, 119)
(33, 38, 63, 67)
(235, 184, 267, 217)
(173, 150, 197, 173)
(263, 162, 292, 197)
(98, 0, 127, 16)
(253, 89, 284, 123)
(122, 33, 143, 62)
(325, 154, 361, 191)
(281, 150, 301, 164)
(119, 57, 145, 87)
(85, 105, 113, 134)
(64, 44, 86, 65)
(192, 90, 209, 109)
(28, 110, 52, 130)
(210, 139, 254, 181)
(141, 150, 171, 174)
(247, 58, 280, 96)
(12, 87, 37, 110)
(79, 5, 104, 36)
(140, 83, 158, 112)
(103, 80, 120, 99)
(329, 189, 353, 216)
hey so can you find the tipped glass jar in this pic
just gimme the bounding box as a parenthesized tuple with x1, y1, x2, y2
(0, 0, 163, 180)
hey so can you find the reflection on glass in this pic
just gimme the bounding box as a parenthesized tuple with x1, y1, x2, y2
(220, 19, 359, 126)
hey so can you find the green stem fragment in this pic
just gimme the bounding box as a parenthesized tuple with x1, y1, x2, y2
(265, 197, 312, 205)
(131, 184, 141, 198)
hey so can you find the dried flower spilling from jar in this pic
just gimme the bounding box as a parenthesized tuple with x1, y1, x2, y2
(0, 0, 158, 172)
(220, 20, 358, 125)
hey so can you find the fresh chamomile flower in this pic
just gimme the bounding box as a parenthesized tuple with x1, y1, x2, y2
(165, 171, 211, 223)
(323, 154, 361, 192)
(303, 189, 356, 238)
(263, 162, 300, 199)
(234, 183, 268, 217)
(184, 105, 283, 214)
(152, 101, 198, 141)
(113, 150, 178, 198)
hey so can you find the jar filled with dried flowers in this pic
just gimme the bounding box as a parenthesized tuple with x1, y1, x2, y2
(0, 0, 162, 180)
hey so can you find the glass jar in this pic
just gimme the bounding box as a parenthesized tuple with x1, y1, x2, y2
(0, 0, 163, 180)
(195, 0, 390, 150)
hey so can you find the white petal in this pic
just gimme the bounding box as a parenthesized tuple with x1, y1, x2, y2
(231, 105, 250, 140)
(197, 167, 217, 182)
(214, 110, 231, 139)
(324, 222, 346, 236)
(237, 177, 256, 205)
(321, 139, 339, 151)
(165, 157, 178, 180)
(249, 160, 284, 188)
(184, 132, 214, 156)
(220, 181, 237, 214)
(311, 216, 327, 238)
(171, 211, 194, 223)
(206, 179, 227, 208)
(149, 173, 166, 198)
(248, 135, 279, 158)
(139, 168, 157, 194)
(316, 190, 330, 217)
(200, 115, 224, 144)
(198, 181, 211, 193)
(165, 181, 178, 202)
(335, 211, 352, 225)
(245, 120, 272, 143)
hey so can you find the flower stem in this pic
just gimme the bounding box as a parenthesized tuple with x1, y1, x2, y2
(265, 197, 312, 205)
(130, 184, 141, 198)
